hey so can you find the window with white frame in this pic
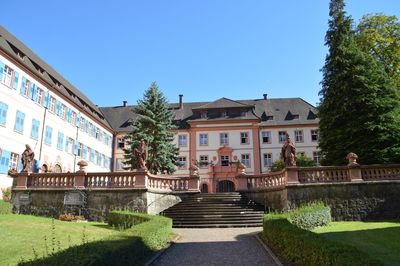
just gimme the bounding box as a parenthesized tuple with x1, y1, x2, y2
(220, 155, 229, 166)
(220, 133, 229, 145)
(80, 117, 85, 131)
(294, 130, 303, 143)
(278, 131, 287, 143)
(263, 153, 273, 168)
(9, 152, 19, 171)
(178, 135, 187, 147)
(261, 131, 271, 143)
(178, 156, 187, 169)
(311, 130, 319, 142)
(241, 154, 251, 168)
(313, 151, 321, 165)
(199, 133, 208, 146)
(49, 96, 56, 113)
(1, 65, 13, 87)
(240, 132, 249, 144)
(36, 88, 44, 105)
(199, 155, 209, 168)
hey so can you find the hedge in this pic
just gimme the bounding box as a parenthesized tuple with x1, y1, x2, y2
(263, 214, 382, 265)
(0, 200, 12, 214)
(287, 202, 331, 230)
(20, 211, 173, 266)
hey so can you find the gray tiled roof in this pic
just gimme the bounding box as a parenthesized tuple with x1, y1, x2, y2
(99, 97, 318, 132)
(0, 26, 110, 129)
(192, 97, 253, 110)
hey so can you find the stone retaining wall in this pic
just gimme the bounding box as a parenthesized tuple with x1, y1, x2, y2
(243, 181, 400, 220)
(12, 189, 191, 221)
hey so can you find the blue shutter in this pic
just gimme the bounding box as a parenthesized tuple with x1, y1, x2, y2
(93, 125, 97, 137)
(20, 77, 27, 95)
(0, 103, 8, 125)
(74, 141, 78, 155)
(45, 126, 52, 145)
(13, 71, 19, 90)
(76, 113, 81, 128)
(66, 108, 72, 123)
(0, 150, 11, 174)
(55, 100, 61, 116)
(57, 132, 64, 150)
(99, 131, 103, 142)
(44, 91, 50, 108)
(0, 61, 4, 81)
(82, 145, 87, 159)
(31, 119, 40, 139)
(85, 120, 89, 133)
(65, 137, 70, 152)
(30, 83, 37, 101)
(15, 111, 25, 132)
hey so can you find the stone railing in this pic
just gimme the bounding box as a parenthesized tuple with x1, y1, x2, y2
(361, 164, 400, 181)
(12, 170, 199, 193)
(297, 166, 350, 183)
(239, 170, 287, 191)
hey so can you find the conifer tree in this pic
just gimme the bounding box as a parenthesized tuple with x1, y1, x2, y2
(123, 82, 179, 174)
(318, 0, 400, 165)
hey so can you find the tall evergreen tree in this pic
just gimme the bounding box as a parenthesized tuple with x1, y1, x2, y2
(318, 0, 400, 165)
(124, 82, 179, 174)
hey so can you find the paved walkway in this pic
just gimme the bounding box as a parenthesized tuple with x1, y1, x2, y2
(152, 228, 278, 266)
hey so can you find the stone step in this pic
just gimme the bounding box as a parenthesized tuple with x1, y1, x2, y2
(172, 223, 263, 228)
(172, 220, 262, 226)
(170, 217, 263, 222)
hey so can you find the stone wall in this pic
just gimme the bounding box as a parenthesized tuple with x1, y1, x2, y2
(12, 189, 191, 221)
(243, 181, 400, 221)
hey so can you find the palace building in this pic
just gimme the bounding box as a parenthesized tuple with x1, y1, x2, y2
(100, 96, 319, 193)
(0, 25, 319, 195)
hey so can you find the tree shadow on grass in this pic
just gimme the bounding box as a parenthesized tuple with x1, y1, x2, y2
(318, 226, 400, 265)
(18, 236, 155, 266)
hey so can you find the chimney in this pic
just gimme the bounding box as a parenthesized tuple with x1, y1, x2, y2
(179, 94, 183, 109)
(123, 100, 128, 107)
(263, 93, 268, 100)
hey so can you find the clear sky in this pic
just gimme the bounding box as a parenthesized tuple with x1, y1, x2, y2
(1, 1, 399, 107)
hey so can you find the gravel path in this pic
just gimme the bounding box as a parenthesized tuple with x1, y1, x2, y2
(152, 228, 278, 266)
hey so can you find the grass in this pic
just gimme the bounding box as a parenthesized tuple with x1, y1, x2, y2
(0, 214, 121, 265)
(0, 199, 12, 214)
(314, 221, 400, 265)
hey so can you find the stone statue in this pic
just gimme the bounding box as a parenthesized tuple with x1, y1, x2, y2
(134, 140, 147, 170)
(21, 144, 35, 172)
(281, 134, 296, 167)
(189, 159, 199, 176)
(237, 161, 246, 175)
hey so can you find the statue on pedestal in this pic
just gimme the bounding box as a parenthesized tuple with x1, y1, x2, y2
(281, 134, 296, 167)
(189, 159, 199, 176)
(21, 144, 35, 172)
(134, 140, 147, 170)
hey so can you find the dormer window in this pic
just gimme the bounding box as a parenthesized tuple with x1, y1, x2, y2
(241, 111, 246, 117)
(201, 112, 207, 119)
(221, 111, 227, 117)
(293, 114, 299, 119)
(266, 116, 274, 121)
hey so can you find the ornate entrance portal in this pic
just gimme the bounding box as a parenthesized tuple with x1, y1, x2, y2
(216, 180, 235, 193)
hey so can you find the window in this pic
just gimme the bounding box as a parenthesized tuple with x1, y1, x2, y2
(105, 135, 110, 146)
(0, 149, 11, 174)
(14, 111, 25, 133)
(266, 115, 274, 121)
(49, 96, 56, 113)
(241, 111, 247, 117)
(31, 119, 40, 139)
(220, 133, 229, 145)
(292, 114, 299, 119)
(178, 156, 187, 169)
(104, 157, 110, 169)
(117, 138, 125, 149)
(297, 152, 305, 157)
(71, 111, 77, 126)
(261, 131, 271, 143)
(82, 145, 88, 159)
(88, 123, 93, 135)
(295, 130, 303, 143)
(96, 128, 100, 140)
(66, 137, 74, 154)
(56, 132, 64, 150)
(278, 131, 287, 143)
(1, 65, 13, 87)
(20, 77, 31, 97)
(313, 151, 321, 165)
(201, 112, 207, 119)
(199, 155, 209, 168)
(77, 143, 82, 157)
(44, 126, 53, 145)
(311, 130, 319, 142)
(80, 117, 85, 131)
(220, 155, 230, 166)
(199, 133, 208, 146)
(116, 158, 124, 171)
(0, 102, 8, 126)
(9, 153, 19, 171)
(221, 111, 227, 117)
(178, 135, 187, 147)
(240, 132, 249, 144)
(241, 154, 251, 168)
(263, 153, 273, 167)
(89, 148, 95, 162)
(36, 88, 44, 105)
(96, 151, 101, 166)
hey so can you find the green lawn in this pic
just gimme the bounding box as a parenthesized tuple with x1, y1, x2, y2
(0, 213, 122, 266)
(314, 221, 400, 265)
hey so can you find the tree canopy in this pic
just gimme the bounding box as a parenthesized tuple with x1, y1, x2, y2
(123, 82, 179, 174)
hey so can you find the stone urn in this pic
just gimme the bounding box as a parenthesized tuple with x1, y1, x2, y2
(346, 152, 359, 166)
(77, 160, 88, 173)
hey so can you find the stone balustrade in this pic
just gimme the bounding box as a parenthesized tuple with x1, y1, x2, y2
(297, 166, 350, 183)
(360, 164, 400, 181)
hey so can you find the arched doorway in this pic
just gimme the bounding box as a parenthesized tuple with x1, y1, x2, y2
(201, 183, 209, 193)
(216, 180, 235, 193)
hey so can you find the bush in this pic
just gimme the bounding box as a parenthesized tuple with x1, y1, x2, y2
(20, 211, 173, 266)
(270, 154, 317, 172)
(288, 202, 331, 230)
(263, 211, 382, 265)
(58, 214, 85, 222)
(1, 187, 11, 202)
(0, 200, 12, 214)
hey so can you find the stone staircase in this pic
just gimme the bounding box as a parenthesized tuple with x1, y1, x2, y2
(162, 192, 265, 228)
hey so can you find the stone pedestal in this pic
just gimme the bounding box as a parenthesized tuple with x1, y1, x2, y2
(188, 177, 200, 191)
(236, 175, 248, 191)
(286, 167, 299, 184)
(348, 165, 362, 182)
(16, 172, 28, 189)
(135, 171, 148, 189)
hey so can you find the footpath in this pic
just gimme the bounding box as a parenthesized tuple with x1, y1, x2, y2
(152, 227, 279, 266)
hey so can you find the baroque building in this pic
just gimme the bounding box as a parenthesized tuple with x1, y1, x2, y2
(100, 96, 319, 193)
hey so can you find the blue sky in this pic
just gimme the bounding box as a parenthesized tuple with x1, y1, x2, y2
(1, 1, 399, 107)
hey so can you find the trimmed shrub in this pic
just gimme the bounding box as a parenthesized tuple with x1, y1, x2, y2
(0, 200, 12, 214)
(1, 187, 11, 202)
(288, 202, 331, 230)
(263, 214, 382, 265)
(20, 211, 173, 266)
